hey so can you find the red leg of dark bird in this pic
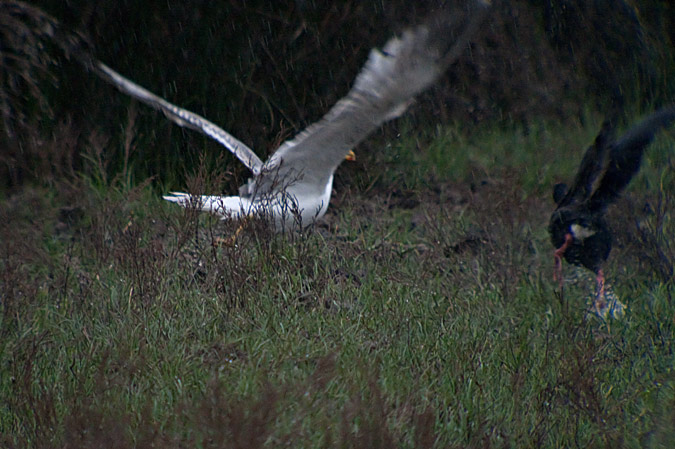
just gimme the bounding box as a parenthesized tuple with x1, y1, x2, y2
(553, 233, 573, 290)
(594, 269, 607, 312)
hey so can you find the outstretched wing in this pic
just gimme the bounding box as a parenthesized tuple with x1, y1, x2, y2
(588, 105, 675, 211)
(260, 0, 491, 192)
(93, 62, 264, 175)
(555, 120, 615, 209)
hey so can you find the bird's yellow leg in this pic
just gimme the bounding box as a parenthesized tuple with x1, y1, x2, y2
(214, 216, 250, 247)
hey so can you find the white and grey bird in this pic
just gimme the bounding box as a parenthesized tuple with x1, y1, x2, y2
(90, 1, 490, 231)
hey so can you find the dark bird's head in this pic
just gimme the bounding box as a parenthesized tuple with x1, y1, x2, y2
(549, 105, 675, 282)
(548, 197, 612, 274)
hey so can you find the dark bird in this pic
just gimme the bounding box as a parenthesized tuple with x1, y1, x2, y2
(549, 105, 675, 305)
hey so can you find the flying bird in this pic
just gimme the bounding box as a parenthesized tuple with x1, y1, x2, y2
(549, 105, 675, 313)
(88, 1, 491, 231)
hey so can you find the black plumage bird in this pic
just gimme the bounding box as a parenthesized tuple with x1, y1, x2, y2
(549, 105, 675, 304)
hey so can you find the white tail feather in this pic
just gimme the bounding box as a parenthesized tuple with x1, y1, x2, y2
(162, 192, 252, 219)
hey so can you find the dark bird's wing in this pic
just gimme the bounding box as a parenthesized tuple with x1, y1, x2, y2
(93, 62, 264, 175)
(260, 0, 492, 192)
(555, 120, 615, 208)
(588, 105, 675, 211)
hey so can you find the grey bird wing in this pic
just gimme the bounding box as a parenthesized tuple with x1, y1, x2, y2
(95, 62, 264, 175)
(260, 0, 491, 192)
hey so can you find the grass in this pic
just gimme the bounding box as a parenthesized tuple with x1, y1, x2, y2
(1, 113, 674, 448)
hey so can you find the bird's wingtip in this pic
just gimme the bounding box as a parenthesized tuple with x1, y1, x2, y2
(163, 192, 189, 203)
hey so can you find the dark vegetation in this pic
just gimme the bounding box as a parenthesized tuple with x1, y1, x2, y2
(1, 0, 674, 447)
(2, 0, 673, 188)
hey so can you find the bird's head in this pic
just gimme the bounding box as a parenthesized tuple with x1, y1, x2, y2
(548, 207, 611, 273)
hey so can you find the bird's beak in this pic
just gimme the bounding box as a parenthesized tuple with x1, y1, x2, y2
(345, 150, 356, 161)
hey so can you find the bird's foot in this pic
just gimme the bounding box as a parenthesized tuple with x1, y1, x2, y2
(214, 235, 236, 247)
(594, 290, 626, 320)
(591, 270, 626, 320)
